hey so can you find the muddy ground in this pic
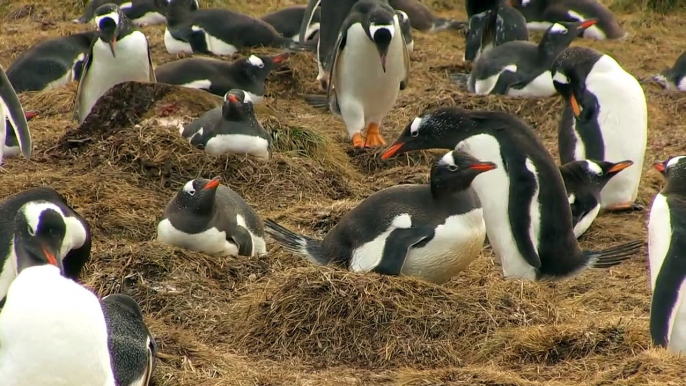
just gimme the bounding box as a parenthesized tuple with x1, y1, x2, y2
(1, 0, 686, 384)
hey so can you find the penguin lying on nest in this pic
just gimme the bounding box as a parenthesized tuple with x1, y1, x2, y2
(266, 150, 495, 285)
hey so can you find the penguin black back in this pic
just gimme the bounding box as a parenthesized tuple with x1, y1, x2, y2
(261, 5, 322, 40)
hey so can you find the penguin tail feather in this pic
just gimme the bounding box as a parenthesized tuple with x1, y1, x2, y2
(284, 40, 310, 53)
(303, 94, 330, 110)
(585, 240, 643, 269)
(430, 18, 467, 33)
(264, 219, 327, 266)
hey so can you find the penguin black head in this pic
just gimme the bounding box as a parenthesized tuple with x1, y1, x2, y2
(430, 150, 497, 196)
(551, 46, 604, 119)
(464, 10, 494, 61)
(173, 177, 220, 216)
(357, 0, 397, 73)
(221, 89, 254, 121)
(13, 202, 67, 275)
(396, 10, 413, 52)
(540, 19, 598, 56)
(235, 54, 287, 98)
(655, 156, 686, 179)
(94, 3, 127, 57)
(564, 159, 634, 192)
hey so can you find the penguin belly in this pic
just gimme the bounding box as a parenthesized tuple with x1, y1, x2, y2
(583, 61, 647, 208)
(455, 134, 538, 280)
(402, 209, 486, 284)
(79, 31, 152, 121)
(204, 132, 270, 160)
(156, 219, 240, 256)
(164, 29, 193, 54)
(649, 194, 671, 290)
(335, 23, 405, 136)
(0, 266, 115, 386)
(572, 202, 600, 238)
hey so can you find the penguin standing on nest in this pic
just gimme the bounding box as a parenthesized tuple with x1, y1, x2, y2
(652, 51, 686, 91)
(266, 150, 495, 284)
(0, 201, 155, 385)
(509, 0, 626, 40)
(551, 46, 647, 212)
(157, 177, 267, 257)
(461, 20, 597, 97)
(182, 89, 273, 160)
(74, 3, 156, 124)
(381, 107, 643, 281)
(463, 0, 528, 62)
(559, 159, 634, 238)
(649, 156, 686, 354)
(309, 0, 410, 148)
(0, 187, 92, 305)
(0, 66, 31, 166)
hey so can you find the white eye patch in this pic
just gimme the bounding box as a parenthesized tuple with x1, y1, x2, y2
(410, 117, 422, 135)
(667, 156, 686, 169)
(22, 202, 64, 235)
(585, 160, 603, 175)
(397, 11, 408, 22)
(549, 23, 568, 34)
(440, 151, 457, 167)
(183, 180, 196, 194)
(369, 23, 395, 39)
(552, 71, 569, 84)
(95, 12, 120, 29)
(248, 55, 264, 68)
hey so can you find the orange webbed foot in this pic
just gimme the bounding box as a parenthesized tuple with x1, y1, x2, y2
(352, 133, 365, 148)
(364, 123, 386, 148)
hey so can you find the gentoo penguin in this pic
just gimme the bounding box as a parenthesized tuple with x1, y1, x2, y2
(157, 177, 267, 257)
(0, 204, 154, 385)
(181, 89, 273, 160)
(463, 19, 596, 97)
(381, 107, 643, 281)
(559, 159, 634, 238)
(509, 0, 626, 40)
(261, 5, 322, 41)
(0, 65, 31, 165)
(652, 51, 686, 91)
(4, 111, 38, 158)
(74, 3, 157, 124)
(6, 31, 96, 93)
(74, 0, 193, 26)
(551, 46, 647, 212)
(649, 156, 686, 354)
(101, 293, 157, 386)
(397, 10, 415, 54)
(463, 0, 528, 62)
(266, 150, 494, 284)
(463, 19, 597, 97)
(164, 0, 304, 56)
(0, 187, 91, 305)
(155, 53, 288, 101)
(319, 0, 410, 148)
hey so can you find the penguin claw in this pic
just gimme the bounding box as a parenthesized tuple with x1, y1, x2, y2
(352, 133, 365, 148)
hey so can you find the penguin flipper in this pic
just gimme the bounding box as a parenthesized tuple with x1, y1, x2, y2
(146, 42, 157, 83)
(400, 26, 411, 90)
(229, 225, 254, 257)
(507, 166, 542, 269)
(325, 16, 350, 107)
(0, 67, 31, 160)
(372, 227, 433, 276)
(298, 0, 322, 44)
(491, 69, 523, 95)
(73, 46, 95, 123)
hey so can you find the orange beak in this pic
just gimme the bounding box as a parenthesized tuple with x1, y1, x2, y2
(469, 162, 497, 171)
(203, 177, 220, 190)
(272, 52, 289, 64)
(42, 247, 58, 267)
(579, 19, 598, 29)
(381, 143, 404, 160)
(228, 94, 239, 103)
(570, 95, 581, 117)
(24, 111, 38, 120)
(654, 162, 666, 173)
(608, 161, 634, 173)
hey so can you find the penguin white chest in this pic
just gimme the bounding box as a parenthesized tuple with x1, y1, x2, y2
(0, 266, 115, 386)
(80, 31, 152, 121)
(649, 194, 672, 290)
(156, 219, 240, 256)
(335, 22, 406, 128)
(402, 209, 486, 284)
(204, 133, 270, 160)
(679, 77, 686, 91)
(164, 28, 192, 54)
(572, 202, 600, 238)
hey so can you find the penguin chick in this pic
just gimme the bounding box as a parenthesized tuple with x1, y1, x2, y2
(157, 177, 267, 257)
(560, 159, 634, 238)
(266, 150, 495, 285)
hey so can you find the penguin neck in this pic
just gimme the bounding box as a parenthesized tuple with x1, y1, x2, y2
(663, 176, 686, 196)
(222, 102, 246, 121)
(166, 0, 193, 25)
(429, 173, 474, 201)
(537, 37, 569, 64)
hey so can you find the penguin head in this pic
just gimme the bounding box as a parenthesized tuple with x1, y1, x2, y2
(236, 54, 283, 98)
(174, 178, 221, 215)
(541, 19, 598, 54)
(431, 150, 497, 195)
(551, 47, 603, 119)
(382, 109, 458, 160)
(566, 160, 634, 191)
(396, 10, 413, 52)
(222, 89, 254, 121)
(12, 202, 66, 275)
(361, 1, 397, 73)
(656, 156, 686, 179)
(94, 3, 125, 57)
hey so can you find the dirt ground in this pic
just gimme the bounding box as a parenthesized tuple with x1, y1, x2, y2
(1, 0, 686, 384)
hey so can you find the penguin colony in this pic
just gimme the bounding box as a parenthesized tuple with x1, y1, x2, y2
(0, 0, 685, 382)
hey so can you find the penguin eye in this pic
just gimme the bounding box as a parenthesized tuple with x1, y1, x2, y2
(27, 225, 35, 236)
(411, 131, 419, 137)
(448, 165, 458, 172)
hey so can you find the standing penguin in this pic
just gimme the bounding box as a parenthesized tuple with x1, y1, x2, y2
(651, 51, 686, 91)
(183, 90, 273, 160)
(74, 3, 157, 124)
(650, 156, 686, 354)
(0, 187, 92, 304)
(157, 177, 267, 257)
(318, 0, 410, 148)
(0, 66, 31, 166)
(381, 107, 642, 281)
(463, 20, 597, 97)
(266, 150, 494, 284)
(509, 0, 626, 40)
(155, 53, 288, 101)
(463, 0, 528, 62)
(0, 202, 154, 385)
(559, 159, 634, 238)
(552, 46, 647, 212)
